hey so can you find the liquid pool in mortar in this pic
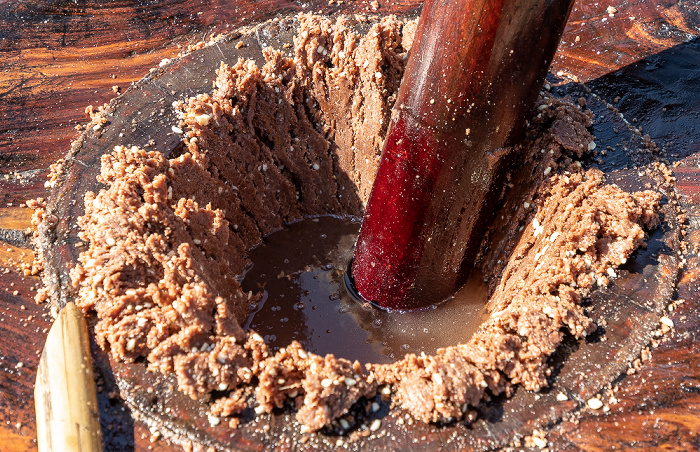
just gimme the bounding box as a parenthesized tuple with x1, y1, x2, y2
(241, 216, 489, 364)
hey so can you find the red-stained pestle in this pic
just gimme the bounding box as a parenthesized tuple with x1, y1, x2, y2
(350, 0, 576, 310)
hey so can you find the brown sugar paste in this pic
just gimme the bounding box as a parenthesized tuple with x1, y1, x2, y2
(68, 14, 661, 432)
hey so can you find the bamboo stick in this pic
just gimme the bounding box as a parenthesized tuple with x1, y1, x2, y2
(35, 302, 102, 452)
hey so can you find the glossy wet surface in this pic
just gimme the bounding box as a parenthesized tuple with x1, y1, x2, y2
(241, 216, 489, 364)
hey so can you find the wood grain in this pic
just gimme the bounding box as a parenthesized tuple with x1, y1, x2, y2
(1, 0, 699, 450)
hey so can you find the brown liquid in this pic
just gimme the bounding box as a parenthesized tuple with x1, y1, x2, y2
(241, 216, 489, 365)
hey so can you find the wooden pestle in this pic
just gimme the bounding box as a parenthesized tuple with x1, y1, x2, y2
(351, 0, 576, 310)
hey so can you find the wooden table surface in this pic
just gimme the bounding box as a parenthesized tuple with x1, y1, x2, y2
(1, 0, 699, 450)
